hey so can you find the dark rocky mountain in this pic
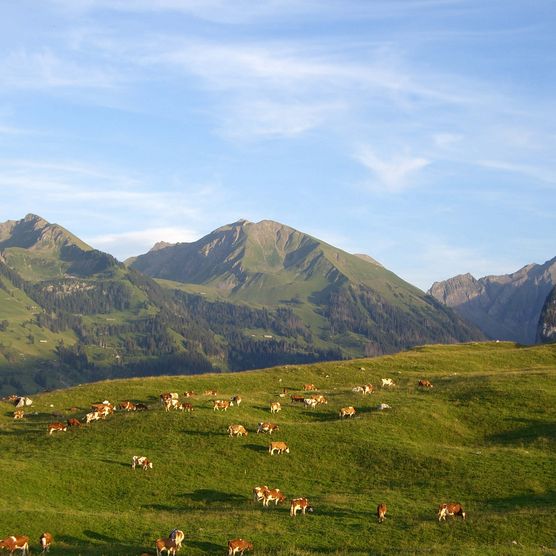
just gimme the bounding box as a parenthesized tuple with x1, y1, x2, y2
(537, 285, 556, 343)
(429, 257, 556, 344)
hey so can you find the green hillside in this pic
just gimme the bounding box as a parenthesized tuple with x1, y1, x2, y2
(130, 219, 484, 357)
(1, 342, 555, 555)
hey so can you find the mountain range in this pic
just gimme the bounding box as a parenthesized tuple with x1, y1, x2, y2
(428, 257, 556, 344)
(0, 214, 483, 393)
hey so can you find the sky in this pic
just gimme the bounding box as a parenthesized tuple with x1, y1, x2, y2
(0, 0, 554, 291)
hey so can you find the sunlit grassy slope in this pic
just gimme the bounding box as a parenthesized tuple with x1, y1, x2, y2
(1, 342, 555, 555)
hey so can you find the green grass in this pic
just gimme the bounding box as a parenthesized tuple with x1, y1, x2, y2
(0, 342, 555, 555)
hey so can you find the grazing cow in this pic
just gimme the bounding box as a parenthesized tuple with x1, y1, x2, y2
(263, 488, 286, 507)
(39, 532, 53, 554)
(203, 389, 217, 396)
(438, 502, 466, 521)
(159, 393, 179, 407)
(381, 378, 395, 388)
(303, 383, 317, 391)
(0, 535, 29, 555)
(418, 380, 433, 388)
(47, 422, 67, 436)
(228, 424, 248, 437)
(135, 403, 148, 411)
(377, 503, 387, 523)
(352, 386, 364, 393)
(311, 394, 328, 404)
(13, 410, 24, 420)
(155, 537, 178, 556)
(303, 398, 318, 409)
(164, 397, 179, 412)
(290, 395, 305, 404)
(131, 455, 153, 470)
(257, 422, 279, 435)
(118, 401, 137, 411)
(363, 384, 374, 395)
(168, 529, 184, 549)
(213, 400, 230, 411)
(228, 538, 253, 556)
(91, 402, 114, 413)
(67, 418, 81, 427)
(339, 406, 356, 419)
(230, 395, 242, 406)
(84, 411, 101, 424)
(15, 397, 32, 408)
(183, 391, 195, 397)
(269, 441, 289, 455)
(377, 403, 391, 411)
(252, 486, 269, 503)
(270, 402, 281, 414)
(290, 498, 313, 517)
(177, 402, 193, 413)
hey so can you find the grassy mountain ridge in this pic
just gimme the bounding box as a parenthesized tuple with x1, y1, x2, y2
(0, 341, 555, 555)
(130, 219, 484, 356)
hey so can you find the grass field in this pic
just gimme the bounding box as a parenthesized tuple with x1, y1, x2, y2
(1, 341, 555, 555)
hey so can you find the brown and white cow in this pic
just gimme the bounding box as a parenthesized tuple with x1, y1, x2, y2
(262, 488, 286, 507)
(303, 383, 317, 391)
(270, 401, 281, 414)
(290, 498, 313, 517)
(39, 532, 53, 554)
(155, 537, 178, 556)
(163, 397, 179, 412)
(377, 503, 387, 523)
(13, 410, 24, 420)
(177, 402, 193, 413)
(311, 394, 328, 404)
(159, 393, 179, 407)
(91, 402, 114, 414)
(84, 411, 101, 424)
(290, 395, 305, 404)
(303, 398, 318, 409)
(67, 418, 81, 428)
(418, 380, 433, 388)
(339, 406, 356, 419)
(252, 486, 270, 503)
(213, 400, 230, 411)
(132, 455, 153, 470)
(363, 384, 374, 395)
(381, 378, 395, 388)
(183, 391, 195, 397)
(230, 395, 242, 406)
(203, 389, 217, 396)
(47, 422, 67, 436)
(257, 422, 279, 435)
(0, 535, 29, 555)
(118, 401, 137, 411)
(269, 441, 289, 455)
(227, 538, 253, 556)
(228, 424, 248, 437)
(437, 502, 466, 521)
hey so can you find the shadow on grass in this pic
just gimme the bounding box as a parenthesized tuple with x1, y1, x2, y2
(487, 418, 556, 446)
(142, 503, 177, 512)
(189, 540, 223, 552)
(57, 533, 141, 555)
(180, 488, 246, 504)
(243, 443, 268, 453)
(487, 490, 556, 509)
(100, 458, 130, 468)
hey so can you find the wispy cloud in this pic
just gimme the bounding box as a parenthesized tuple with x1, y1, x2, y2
(355, 146, 430, 192)
(477, 159, 556, 186)
(85, 226, 200, 259)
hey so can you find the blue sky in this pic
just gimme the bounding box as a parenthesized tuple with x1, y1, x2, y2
(0, 0, 554, 290)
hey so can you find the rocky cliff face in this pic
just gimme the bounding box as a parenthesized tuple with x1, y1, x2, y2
(537, 285, 556, 342)
(429, 257, 556, 344)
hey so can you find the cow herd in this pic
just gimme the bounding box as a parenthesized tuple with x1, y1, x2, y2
(2, 375, 469, 554)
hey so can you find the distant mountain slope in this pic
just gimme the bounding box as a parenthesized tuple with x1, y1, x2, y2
(428, 257, 556, 344)
(130, 219, 484, 356)
(538, 285, 556, 343)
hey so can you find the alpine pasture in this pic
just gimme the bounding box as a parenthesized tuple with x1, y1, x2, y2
(1, 342, 555, 555)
